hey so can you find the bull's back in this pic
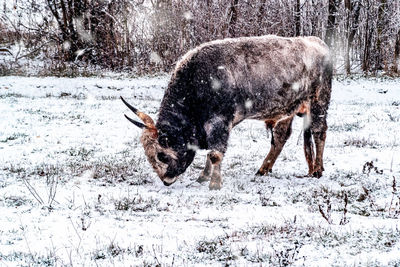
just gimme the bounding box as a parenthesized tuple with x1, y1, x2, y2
(172, 35, 330, 124)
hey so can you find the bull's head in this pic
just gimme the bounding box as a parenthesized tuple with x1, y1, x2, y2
(121, 97, 193, 186)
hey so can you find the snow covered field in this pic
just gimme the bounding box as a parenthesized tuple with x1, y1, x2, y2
(0, 75, 400, 266)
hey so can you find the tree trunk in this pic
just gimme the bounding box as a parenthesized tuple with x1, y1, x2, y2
(345, 0, 361, 75)
(394, 29, 400, 74)
(362, 0, 373, 73)
(227, 0, 239, 37)
(375, 0, 387, 71)
(325, 0, 338, 48)
(257, 0, 266, 36)
(310, 0, 318, 36)
(363, 23, 374, 73)
(295, 0, 301, 36)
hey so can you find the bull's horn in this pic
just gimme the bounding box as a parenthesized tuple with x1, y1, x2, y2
(124, 114, 147, 129)
(120, 96, 156, 128)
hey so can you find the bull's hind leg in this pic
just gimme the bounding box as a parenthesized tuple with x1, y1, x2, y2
(310, 79, 331, 177)
(301, 104, 316, 175)
(303, 127, 315, 176)
(309, 64, 332, 178)
(256, 116, 294, 175)
(310, 103, 328, 178)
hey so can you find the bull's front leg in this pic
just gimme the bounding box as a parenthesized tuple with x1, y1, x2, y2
(197, 154, 212, 183)
(196, 151, 224, 190)
(202, 116, 230, 190)
(208, 151, 224, 190)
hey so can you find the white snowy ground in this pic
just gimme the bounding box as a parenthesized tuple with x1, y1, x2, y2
(0, 75, 399, 266)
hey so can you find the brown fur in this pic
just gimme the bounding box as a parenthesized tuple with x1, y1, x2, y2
(257, 116, 294, 175)
(123, 35, 332, 189)
(140, 129, 177, 179)
(208, 151, 224, 190)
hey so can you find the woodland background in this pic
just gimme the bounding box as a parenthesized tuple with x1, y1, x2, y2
(1, 2, 400, 265)
(1, 0, 400, 76)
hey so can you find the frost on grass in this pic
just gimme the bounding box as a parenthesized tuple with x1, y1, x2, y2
(0, 76, 400, 266)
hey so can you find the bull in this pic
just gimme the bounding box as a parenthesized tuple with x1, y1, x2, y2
(121, 35, 332, 190)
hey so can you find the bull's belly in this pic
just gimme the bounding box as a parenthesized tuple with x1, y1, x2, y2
(232, 100, 309, 127)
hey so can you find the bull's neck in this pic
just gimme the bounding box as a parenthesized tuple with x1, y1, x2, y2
(156, 94, 197, 149)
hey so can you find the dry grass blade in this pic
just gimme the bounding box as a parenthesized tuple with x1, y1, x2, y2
(318, 198, 333, 225)
(340, 192, 349, 225)
(21, 176, 44, 205)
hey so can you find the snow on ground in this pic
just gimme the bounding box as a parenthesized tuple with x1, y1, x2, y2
(0, 75, 399, 266)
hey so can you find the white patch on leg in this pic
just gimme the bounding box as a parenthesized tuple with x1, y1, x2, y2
(187, 143, 199, 151)
(303, 113, 312, 130)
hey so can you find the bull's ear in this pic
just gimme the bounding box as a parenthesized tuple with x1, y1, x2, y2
(149, 127, 158, 139)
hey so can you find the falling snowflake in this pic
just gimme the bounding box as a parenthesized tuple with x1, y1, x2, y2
(245, 100, 253, 109)
(211, 78, 221, 90)
(150, 52, 161, 64)
(183, 11, 193, 20)
(217, 66, 225, 70)
(62, 41, 71, 51)
(73, 17, 92, 42)
(292, 82, 300, 92)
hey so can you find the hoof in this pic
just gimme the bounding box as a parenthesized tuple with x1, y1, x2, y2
(209, 181, 222, 190)
(196, 175, 210, 183)
(255, 169, 271, 176)
(312, 170, 323, 178)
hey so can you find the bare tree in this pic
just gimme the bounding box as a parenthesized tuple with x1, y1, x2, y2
(325, 0, 339, 48)
(295, 0, 301, 36)
(2, 0, 400, 75)
(394, 29, 400, 73)
(46, 0, 85, 61)
(375, 0, 387, 71)
(362, 0, 374, 73)
(227, 0, 239, 37)
(345, 0, 361, 74)
(257, 0, 267, 36)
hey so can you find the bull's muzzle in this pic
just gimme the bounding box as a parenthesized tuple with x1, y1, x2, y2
(162, 176, 178, 186)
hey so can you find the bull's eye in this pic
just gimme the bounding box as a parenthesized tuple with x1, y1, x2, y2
(157, 152, 169, 164)
(159, 136, 170, 148)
